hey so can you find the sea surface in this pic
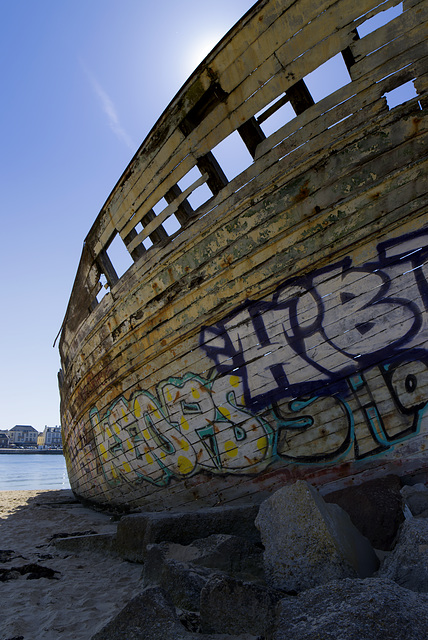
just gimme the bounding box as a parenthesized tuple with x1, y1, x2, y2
(0, 453, 71, 490)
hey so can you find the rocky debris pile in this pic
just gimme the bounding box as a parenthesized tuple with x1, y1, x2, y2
(113, 504, 260, 563)
(55, 476, 428, 640)
(271, 577, 426, 640)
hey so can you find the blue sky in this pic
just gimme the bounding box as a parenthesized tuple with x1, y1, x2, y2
(0, 1, 411, 431)
(0, 0, 254, 430)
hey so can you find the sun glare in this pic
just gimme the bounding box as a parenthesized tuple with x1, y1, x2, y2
(180, 31, 223, 76)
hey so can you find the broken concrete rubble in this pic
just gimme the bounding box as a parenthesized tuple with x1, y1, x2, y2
(144, 534, 264, 581)
(66, 477, 427, 639)
(255, 480, 379, 591)
(142, 534, 265, 611)
(114, 504, 260, 562)
(378, 517, 428, 593)
(91, 585, 261, 640)
(199, 574, 287, 636)
(271, 577, 428, 640)
(143, 548, 214, 611)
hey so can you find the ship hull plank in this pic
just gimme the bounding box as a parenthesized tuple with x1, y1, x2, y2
(59, 0, 428, 510)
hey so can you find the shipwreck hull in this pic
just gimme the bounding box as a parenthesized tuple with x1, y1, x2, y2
(59, 0, 428, 510)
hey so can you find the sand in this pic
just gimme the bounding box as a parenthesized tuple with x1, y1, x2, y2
(0, 490, 143, 640)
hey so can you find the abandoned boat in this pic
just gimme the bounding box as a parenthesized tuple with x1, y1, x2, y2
(59, 0, 428, 510)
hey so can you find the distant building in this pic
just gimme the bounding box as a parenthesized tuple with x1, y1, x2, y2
(8, 425, 39, 447)
(38, 425, 62, 449)
(0, 430, 10, 448)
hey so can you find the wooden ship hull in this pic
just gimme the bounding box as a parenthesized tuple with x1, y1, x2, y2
(59, 0, 428, 511)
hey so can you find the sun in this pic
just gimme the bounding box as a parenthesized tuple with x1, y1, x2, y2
(180, 31, 224, 77)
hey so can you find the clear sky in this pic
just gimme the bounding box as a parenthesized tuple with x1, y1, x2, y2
(0, 0, 255, 430)
(0, 1, 410, 431)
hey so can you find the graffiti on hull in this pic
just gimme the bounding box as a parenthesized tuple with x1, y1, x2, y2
(200, 228, 428, 411)
(68, 229, 428, 489)
(87, 373, 275, 487)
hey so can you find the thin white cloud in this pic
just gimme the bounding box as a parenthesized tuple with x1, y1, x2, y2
(82, 62, 135, 151)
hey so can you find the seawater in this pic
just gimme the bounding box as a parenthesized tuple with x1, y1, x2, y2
(0, 454, 71, 490)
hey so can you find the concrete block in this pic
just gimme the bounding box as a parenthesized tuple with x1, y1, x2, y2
(255, 480, 379, 591)
(115, 504, 260, 562)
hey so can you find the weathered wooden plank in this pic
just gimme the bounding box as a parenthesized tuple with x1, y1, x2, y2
(68, 190, 426, 418)
(125, 172, 208, 254)
(61, 166, 426, 420)
(62, 111, 427, 380)
(222, 0, 406, 129)
(97, 1, 425, 258)
(66, 346, 428, 506)
(94, 0, 378, 248)
(89, 126, 185, 255)
(93, 0, 418, 258)
(67, 415, 426, 512)
(211, 0, 310, 91)
(217, 0, 354, 92)
(97, 136, 424, 350)
(105, 66, 214, 213)
(96, 138, 194, 255)
(60, 0, 428, 510)
(253, 60, 411, 161)
(350, 21, 428, 81)
(140, 60, 422, 264)
(351, 1, 426, 61)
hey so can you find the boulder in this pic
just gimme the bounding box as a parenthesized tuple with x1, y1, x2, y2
(324, 475, 404, 550)
(151, 534, 264, 578)
(255, 480, 379, 591)
(142, 534, 265, 610)
(90, 585, 261, 640)
(401, 483, 428, 517)
(115, 505, 260, 562)
(90, 586, 192, 640)
(143, 545, 215, 611)
(378, 517, 428, 592)
(200, 574, 286, 636)
(271, 577, 428, 640)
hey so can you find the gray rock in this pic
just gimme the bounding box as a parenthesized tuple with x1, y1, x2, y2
(401, 483, 428, 517)
(324, 475, 404, 550)
(142, 533, 265, 610)
(271, 578, 428, 640)
(144, 534, 264, 580)
(255, 480, 379, 591)
(379, 518, 428, 592)
(115, 505, 260, 562)
(143, 544, 215, 610)
(186, 534, 264, 580)
(91, 585, 261, 640)
(90, 586, 192, 640)
(200, 574, 286, 636)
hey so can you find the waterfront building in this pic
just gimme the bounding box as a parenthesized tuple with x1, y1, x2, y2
(37, 425, 62, 449)
(8, 425, 38, 448)
(0, 431, 10, 448)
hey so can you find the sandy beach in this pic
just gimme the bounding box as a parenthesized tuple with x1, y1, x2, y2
(0, 490, 143, 640)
